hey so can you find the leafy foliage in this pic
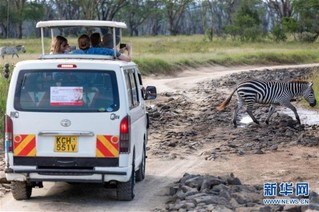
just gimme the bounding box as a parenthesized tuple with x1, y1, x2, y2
(293, 0, 319, 42)
(271, 24, 287, 42)
(225, 0, 263, 41)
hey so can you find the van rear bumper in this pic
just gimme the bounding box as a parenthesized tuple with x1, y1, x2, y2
(14, 156, 119, 167)
(5, 165, 131, 183)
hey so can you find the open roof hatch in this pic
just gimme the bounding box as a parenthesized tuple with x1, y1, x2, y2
(36, 20, 127, 57)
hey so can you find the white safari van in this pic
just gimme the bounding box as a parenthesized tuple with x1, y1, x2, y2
(4, 20, 157, 201)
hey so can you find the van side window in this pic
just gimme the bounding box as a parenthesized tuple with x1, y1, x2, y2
(125, 69, 139, 109)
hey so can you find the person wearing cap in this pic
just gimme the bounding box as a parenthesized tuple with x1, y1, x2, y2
(72, 34, 132, 62)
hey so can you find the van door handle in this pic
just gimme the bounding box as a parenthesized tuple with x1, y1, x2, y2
(38, 131, 94, 136)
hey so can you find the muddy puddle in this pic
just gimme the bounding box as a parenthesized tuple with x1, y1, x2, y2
(240, 107, 319, 126)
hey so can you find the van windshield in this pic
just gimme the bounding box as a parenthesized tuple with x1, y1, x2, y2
(14, 69, 119, 112)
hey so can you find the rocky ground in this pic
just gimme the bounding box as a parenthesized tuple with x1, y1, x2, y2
(147, 67, 319, 160)
(147, 66, 319, 211)
(1, 66, 319, 211)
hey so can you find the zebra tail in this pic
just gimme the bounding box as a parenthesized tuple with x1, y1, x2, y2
(216, 89, 237, 111)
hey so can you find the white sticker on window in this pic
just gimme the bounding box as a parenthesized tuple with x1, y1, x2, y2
(50, 87, 83, 106)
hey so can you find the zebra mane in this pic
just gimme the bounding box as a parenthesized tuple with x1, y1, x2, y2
(288, 80, 309, 84)
(15, 45, 23, 50)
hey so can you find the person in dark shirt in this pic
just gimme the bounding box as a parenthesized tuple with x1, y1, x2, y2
(90, 32, 102, 47)
(102, 33, 132, 61)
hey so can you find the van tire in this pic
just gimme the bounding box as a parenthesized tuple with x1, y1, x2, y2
(117, 155, 135, 201)
(136, 144, 146, 182)
(11, 181, 32, 200)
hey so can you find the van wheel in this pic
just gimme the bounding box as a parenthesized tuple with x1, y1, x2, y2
(136, 144, 146, 182)
(117, 155, 135, 201)
(11, 181, 32, 200)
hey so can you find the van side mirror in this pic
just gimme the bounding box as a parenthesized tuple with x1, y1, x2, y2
(144, 86, 157, 100)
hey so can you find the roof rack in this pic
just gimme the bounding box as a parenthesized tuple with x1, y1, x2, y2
(36, 20, 127, 57)
(36, 20, 127, 29)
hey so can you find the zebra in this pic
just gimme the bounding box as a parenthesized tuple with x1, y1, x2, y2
(0, 45, 26, 59)
(216, 79, 317, 127)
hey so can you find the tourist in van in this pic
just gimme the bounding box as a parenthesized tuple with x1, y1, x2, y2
(102, 33, 120, 48)
(102, 33, 130, 54)
(90, 32, 102, 47)
(72, 34, 132, 62)
(50, 35, 70, 54)
(77, 34, 91, 51)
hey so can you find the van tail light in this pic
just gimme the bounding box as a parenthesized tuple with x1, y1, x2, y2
(119, 116, 130, 153)
(5, 115, 13, 152)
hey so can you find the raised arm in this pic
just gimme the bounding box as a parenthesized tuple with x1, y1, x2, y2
(118, 43, 132, 62)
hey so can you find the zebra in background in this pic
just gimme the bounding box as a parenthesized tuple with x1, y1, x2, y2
(0, 45, 26, 59)
(216, 79, 317, 127)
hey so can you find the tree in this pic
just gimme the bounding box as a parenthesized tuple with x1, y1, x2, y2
(0, 0, 9, 38)
(201, 0, 240, 41)
(162, 0, 193, 35)
(97, 0, 129, 21)
(13, 0, 27, 38)
(53, 0, 82, 20)
(122, 0, 156, 36)
(293, 0, 319, 42)
(265, 0, 293, 19)
(225, 0, 263, 41)
(264, 0, 294, 41)
(78, 0, 99, 20)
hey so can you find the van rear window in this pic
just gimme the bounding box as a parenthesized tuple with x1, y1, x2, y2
(14, 69, 119, 112)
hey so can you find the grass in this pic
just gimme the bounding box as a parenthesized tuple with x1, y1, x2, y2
(2, 35, 319, 74)
(0, 35, 319, 134)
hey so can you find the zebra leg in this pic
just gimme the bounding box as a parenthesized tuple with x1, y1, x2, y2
(232, 101, 243, 128)
(283, 102, 300, 124)
(246, 106, 260, 125)
(265, 104, 276, 125)
(232, 104, 239, 128)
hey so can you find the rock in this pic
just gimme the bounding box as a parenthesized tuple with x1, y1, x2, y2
(166, 173, 305, 211)
(0, 171, 8, 184)
(226, 174, 242, 185)
(283, 205, 302, 211)
(193, 195, 227, 205)
(235, 206, 272, 212)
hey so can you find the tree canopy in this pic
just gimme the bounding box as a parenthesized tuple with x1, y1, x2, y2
(0, 0, 318, 42)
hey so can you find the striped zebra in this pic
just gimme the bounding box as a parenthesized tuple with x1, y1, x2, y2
(0, 45, 26, 59)
(216, 80, 317, 127)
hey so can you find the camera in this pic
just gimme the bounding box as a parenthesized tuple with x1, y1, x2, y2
(120, 43, 126, 49)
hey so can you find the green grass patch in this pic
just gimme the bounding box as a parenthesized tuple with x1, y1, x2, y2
(2, 36, 319, 74)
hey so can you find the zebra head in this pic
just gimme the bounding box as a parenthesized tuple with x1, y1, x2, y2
(21, 46, 26, 53)
(303, 82, 316, 107)
(16, 45, 26, 53)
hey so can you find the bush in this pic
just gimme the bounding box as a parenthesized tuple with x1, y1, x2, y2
(297, 32, 318, 43)
(271, 24, 287, 42)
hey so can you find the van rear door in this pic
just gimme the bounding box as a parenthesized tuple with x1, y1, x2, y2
(11, 69, 122, 168)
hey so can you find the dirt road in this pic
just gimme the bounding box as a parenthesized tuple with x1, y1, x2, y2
(1, 64, 319, 211)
